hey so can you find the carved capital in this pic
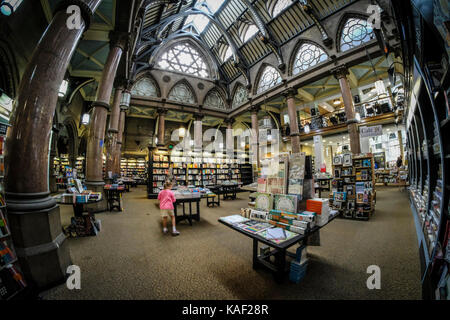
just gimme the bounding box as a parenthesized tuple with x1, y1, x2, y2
(109, 31, 129, 51)
(157, 107, 168, 115)
(332, 65, 349, 80)
(92, 101, 110, 111)
(249, 105, 260, 114)
(193, 112, 204, 121)
(224, 118, 235, 125)
(283, 88, 297, 100)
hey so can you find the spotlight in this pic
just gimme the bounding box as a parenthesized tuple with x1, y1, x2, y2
(58, 80, 68, 98)
(81, 113, 90, 125)
(355, 112, 361, 122)
(333, 99, 341, 106)
(304, 124, 310, 134)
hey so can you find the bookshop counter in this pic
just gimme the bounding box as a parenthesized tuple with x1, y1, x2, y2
(219, 212, 340, 282)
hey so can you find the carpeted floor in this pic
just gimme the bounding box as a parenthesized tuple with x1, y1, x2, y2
(41, 186, 421, 300)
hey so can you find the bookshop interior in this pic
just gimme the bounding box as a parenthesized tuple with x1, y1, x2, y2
(0, 0, 448, 301)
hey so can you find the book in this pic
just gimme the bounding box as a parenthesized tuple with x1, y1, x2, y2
(274, 194, 298, 213)
(288, 153, 305, 196)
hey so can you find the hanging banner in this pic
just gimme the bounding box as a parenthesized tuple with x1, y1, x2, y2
(360, 125, 383, 138)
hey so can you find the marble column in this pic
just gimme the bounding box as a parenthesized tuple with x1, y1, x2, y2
(250, 105, 260, 169)
(193, 113, 203, 154)
(156, 108, 167, 147)
(85, 33, 127, 211)
(105, 86, 122, 176)
(284, 88, 301, 154)
(333, 66, 361, 154)
(115, 90, 129, 176)
(4, 0, 102, 288)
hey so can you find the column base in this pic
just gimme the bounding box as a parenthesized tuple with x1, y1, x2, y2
(6, 192, 72, 289)
(84, 181, 107, 213)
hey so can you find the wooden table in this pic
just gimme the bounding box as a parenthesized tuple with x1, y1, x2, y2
(221, 184, 238, 200)
(219, 213, 340, 282)
(174, 196, 201, 226)
(58, 199, 101, 238)
(104, 187, 125, 211)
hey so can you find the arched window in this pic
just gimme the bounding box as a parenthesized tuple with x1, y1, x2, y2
(131, 77, 159, 97)
(340, 17, 374, 52)
(269, 0, 292, 18)
(204, 90, 226, 110)
(241, 24, 259, 43)
(232, 85, 248, 109)
(257, 66, 282, 94)
(293, 43, 328, 75)
(167, 82, 196, 104)
(157, 43, 209, 78)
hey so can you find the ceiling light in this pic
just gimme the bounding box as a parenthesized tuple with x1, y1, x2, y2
(355, 112, 361, 122)
(0, 0, 23, 16)
(179, 127, 186, 137)
(58, 80, 68, 98)
(333, 99, 341, 105)
(375, 80, 386, 95)
(81, 113, 90, 125)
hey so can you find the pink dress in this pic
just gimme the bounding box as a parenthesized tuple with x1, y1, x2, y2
(158, 189, 176, 210)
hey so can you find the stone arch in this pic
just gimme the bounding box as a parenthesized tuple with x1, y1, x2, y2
(166, 79, 197, 104)
(253, 63, 283, 95)
(0, 39, 20, 98)
(336, 12, 375, 52)
(288, 39, 329, 76)
(131, 71, 161, 98)
(202, 88, 228, 110)
(231, 82, 249, 109)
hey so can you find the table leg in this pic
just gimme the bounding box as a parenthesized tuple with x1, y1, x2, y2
(196, 199, 200, 221)
(174, 203, 178, 222)
(274, 249, 286, 283)
(188, 201, 192, 226)
(252, 238, 259, 270)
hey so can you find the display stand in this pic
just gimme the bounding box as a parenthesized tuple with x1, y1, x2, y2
(0, 123, 27, 300)
(104, 185, 125, 212)
(330, 153, 376, 221)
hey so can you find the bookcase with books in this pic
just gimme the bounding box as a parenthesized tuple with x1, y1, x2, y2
(0, 123, 27, 300)
(147, 148, 170, 199)
(121, 158, 147, 183)
(329, 153, 375, 221)
(75, 156, 85, 179)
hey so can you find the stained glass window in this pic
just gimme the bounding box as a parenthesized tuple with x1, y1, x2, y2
(293, 43, 328, 75)
(340, 18, 374, 52)
(232, 85, 248, 109)
(167, 82, 195, 104)
(157, 43, 209, 78)
(204, 91, 226, 110)
(271, 0, 292, 17)
(257, 66, 282, 94)
(242, 24, 259, 43)
(131, 77, 158, 97)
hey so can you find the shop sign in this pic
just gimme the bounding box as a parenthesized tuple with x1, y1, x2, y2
(360, 125, 382, 138)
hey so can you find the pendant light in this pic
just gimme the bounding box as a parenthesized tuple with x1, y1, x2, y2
(0, 0, 23, 16)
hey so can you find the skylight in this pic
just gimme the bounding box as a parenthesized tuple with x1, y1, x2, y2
(242, 24, 259, 43)
(223, 46, 232, 62)
(184, 14, 210, 33)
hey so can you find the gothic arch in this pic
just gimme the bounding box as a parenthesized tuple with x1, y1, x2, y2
(166, 79, 197, 104)
(131, 71, 161, 98)
(231, 82, 249, 109)
(202, 88, 228, 110)
(253, 63, 283, 95)
(288, 39, 329, 76)
(150, 37, 219, 80)
(0, 40, 20, 98)
(336, 13, 375, 52)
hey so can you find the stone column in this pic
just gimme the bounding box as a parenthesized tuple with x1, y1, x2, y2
(225, 118, 235, 158)
(4, 0, 102, 288)
(284, 88, 301, 154)
(193, 113, 203, 153)
(156, 108, 167, 147)
(105, 86, 122, 176)
(333, 66, 361, 154)
(250, 105, 260, 169)
(398, 129, 404, 164)
(85, 33, 127, 211)
(115, 90, 129, 176)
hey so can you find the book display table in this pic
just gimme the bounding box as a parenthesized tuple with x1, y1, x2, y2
(204, 193, 220, 207)
(219, 213, 340, 283)
(104, 185, 125, 212)
(222, 184, 238, 200)
(174, 196, 201, 226)
(58, 199, 102, 238)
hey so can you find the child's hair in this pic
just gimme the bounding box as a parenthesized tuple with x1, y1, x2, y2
(164, 181, 173, 189)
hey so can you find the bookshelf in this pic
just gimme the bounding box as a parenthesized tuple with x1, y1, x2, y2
(120, 158, 147, 183)
(147, 148, 170, 199)
(0, 123, 27, 300)
(330, 153, 376, 221)
(75, 156, 85, 179)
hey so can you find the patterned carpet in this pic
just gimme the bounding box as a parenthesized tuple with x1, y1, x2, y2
(41, 186, 421, 300)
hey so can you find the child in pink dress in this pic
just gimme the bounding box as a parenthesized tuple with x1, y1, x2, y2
(158, 181, 180, 236)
